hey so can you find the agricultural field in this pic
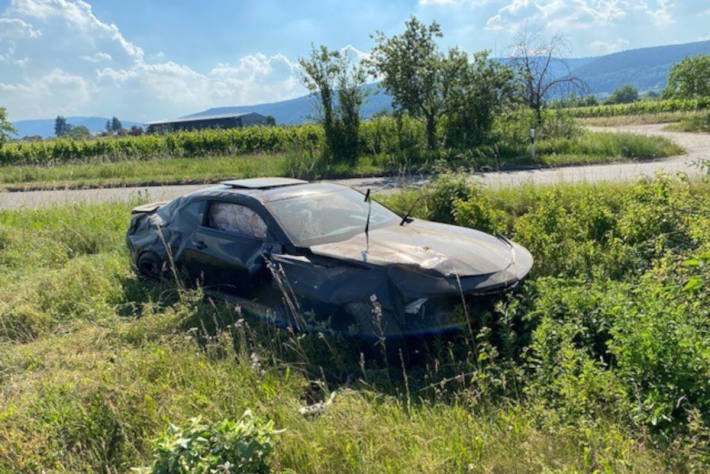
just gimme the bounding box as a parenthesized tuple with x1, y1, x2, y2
(0, 115, 684, 191)
(0, 175, 708, 472)
(563, 97, 710, 118)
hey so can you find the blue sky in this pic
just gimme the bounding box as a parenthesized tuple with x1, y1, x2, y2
(1, 0, 708, 121)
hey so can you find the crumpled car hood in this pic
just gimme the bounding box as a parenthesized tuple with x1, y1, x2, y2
(309, 219, 515, 277)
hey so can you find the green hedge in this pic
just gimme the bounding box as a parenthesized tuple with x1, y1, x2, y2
(565, 97, 710, 118)
(0, 117, 434, 166)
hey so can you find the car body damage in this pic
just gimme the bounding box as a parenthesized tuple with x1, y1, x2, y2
(126, 178, 533, 337)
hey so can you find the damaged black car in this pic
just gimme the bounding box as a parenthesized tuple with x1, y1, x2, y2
(126, 178, 533, 337)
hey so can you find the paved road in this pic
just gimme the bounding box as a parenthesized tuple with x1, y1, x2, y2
(0, 123, 707, 210)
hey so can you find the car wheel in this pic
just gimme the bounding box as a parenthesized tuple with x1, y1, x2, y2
(137, 251, 166, 281)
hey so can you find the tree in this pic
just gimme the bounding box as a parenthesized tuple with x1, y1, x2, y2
(105, 120, 112, 133)
(664, 54, 710, 99)
(0, 107, 17, 146)
(54, 116, 71, 137)
(510, 32, 586, 125)
(66, 125, 91, 139)
(111, 116, 122, 132)
(607, 84, 639, 104)
(445, 50, 517, 148)
(265, 115, 276, 126)
(300, 45, 367, 163)
(369, 17, 453, 150)
(129, 125, 144, 136)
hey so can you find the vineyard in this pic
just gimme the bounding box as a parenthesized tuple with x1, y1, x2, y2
(564, 97, 710, 118)
(0, 117, 435, 166)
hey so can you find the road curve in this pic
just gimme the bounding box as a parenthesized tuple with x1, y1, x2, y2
(0, 123, 707, 210)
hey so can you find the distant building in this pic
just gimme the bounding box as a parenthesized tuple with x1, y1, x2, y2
(146, 112, 268, 134)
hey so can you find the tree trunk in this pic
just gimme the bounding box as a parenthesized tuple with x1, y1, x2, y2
(425, 114, 437, 151)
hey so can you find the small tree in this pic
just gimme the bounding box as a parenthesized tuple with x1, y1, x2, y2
(607, 84, 639, 104)
(445, 50, 517, 148)
(66, 125, 91, 139)
(300, 45, 366, 164)
(111, 116, 122, 132)
(54, 115, 71, 137)
(510, 32, 586, 125)
(129, 125, 144, 136)
(265, 115, 276, 126)
(369, 17, 451, 150)
(664, 54, 710, 99)
(0, 107, 17, 146)
(105, 120, 112, 133)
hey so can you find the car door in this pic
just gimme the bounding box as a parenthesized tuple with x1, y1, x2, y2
(181, 200, 272, 294)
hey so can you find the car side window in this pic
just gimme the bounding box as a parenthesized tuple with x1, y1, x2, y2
(206, 202, 268, 239)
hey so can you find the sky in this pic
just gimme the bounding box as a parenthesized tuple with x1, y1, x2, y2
(0, 0, 708, 122)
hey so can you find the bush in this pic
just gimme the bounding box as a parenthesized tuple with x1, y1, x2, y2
(144, 413, 279, 474)
(563, 97, 710, 118)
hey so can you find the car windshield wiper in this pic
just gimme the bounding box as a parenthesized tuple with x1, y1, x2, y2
(400, 195, 423, 226)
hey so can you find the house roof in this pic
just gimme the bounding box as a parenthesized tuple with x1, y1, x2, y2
(146, 112, 264, 126)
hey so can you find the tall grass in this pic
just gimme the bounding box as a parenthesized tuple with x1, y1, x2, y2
(1, 177, 708, 471)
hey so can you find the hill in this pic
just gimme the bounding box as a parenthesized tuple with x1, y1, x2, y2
(569, 40, 710, 94)
(11, 116, 144, 139)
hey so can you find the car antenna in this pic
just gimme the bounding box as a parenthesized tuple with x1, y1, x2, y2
(400, 194, 423, 226)
(364, 188, 372, 253)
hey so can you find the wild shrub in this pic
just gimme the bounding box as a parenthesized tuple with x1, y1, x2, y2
(142, 413, 279, 474)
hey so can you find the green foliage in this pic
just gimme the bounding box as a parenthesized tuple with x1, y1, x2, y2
(444, 50, 517, 149)
(607, 84, 640, 104)
(299, 45, 366, 164)
(66, 125, 91, 139)
(564, 97, 710, 117)
(54, 115, 71, 137)
(145, 413, 278, 474)
(0, 107, 17, 146)
(665, 112, 710, 133)
(664, 54, 710, 99)
(0, 123, 324, 166)
(369, 17, 446, 150)
(1, 178, 709, 471)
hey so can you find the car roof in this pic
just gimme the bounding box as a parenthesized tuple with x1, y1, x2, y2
(185, 178, 351, 204)
(222, 177, 307, 189)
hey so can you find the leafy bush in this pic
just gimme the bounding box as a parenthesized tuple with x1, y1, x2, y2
(144, 413, 279, 474)
(563, 97, 710, 118)
(665, 112, 710, 133)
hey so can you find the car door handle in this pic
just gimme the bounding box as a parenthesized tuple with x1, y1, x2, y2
(193, 240, 207, 250)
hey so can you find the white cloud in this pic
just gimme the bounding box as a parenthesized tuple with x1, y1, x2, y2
(638, 0, 674, 27)
(589, 38, 630, 54)
(0, 0, 313, 120)
(0, 17, 42, 39)
(484, 0, 679, 33)
(0, 68, 93, 118)
(486, 0, 627, 32)
(80, 51, 111, 63)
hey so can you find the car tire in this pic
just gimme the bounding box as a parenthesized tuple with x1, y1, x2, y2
(137, 251, 166, 281)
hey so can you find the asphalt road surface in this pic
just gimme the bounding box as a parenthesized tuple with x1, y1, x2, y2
(0, 123, 707, 210)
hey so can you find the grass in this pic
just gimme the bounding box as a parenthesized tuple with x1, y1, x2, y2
(664, 112, 710, 133)
(578, 110, 707, 127)
(0, 130, 684, 191)
(1, 176, 709, 471)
